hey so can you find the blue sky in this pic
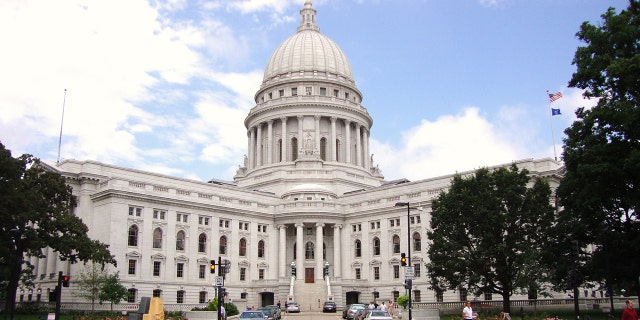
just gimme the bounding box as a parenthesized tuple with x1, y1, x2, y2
(0, 0, 628, 182)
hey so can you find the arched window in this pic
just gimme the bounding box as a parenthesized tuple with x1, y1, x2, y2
(355, 239, 362, 257)
(278, 139, 283, 162)
(176, 230, 185, 251)
(320, 137, 327, 160)
(373, 237, 381, 256)
(293, 243, 296, 259)
(392, 235, 400, 254)
(258, 240, 265, 258)
(128, 225, 138, 247)
(219, 236, 227, 255)
(305, 242, 314, 259)
(291, 137, 298, 161)
(153, 228, 163, 249)
(239, 238, 247, 256)
(413, 232, 422, 251)
(198, 233, 207, 253)
(335, 139, 341, 162)
(323, 242, 326, 260)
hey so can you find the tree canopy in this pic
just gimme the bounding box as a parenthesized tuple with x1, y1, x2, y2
(0, 142, 115, 318)
(426, 164, 555, 312)
(554, 0, 640, 301)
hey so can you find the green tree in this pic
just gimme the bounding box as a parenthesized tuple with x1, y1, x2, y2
(99, 272, 129, 312)
(75, 263, 107, 313)
(426, 164, 555, 313)
(0, 142, 116, 319)
(554, 0, 640, 303)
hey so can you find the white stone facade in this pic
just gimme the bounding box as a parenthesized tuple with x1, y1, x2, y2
(26, 1, 563, 310)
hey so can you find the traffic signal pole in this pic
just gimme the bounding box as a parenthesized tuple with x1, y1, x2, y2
(55, 271, 62, 320)
(217, 256, 223, 320)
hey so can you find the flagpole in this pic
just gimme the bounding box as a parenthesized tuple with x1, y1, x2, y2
(57, 89, 67, 164)
(546, 90, 558, 161)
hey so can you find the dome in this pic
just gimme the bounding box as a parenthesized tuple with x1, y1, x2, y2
(281, 183, 338, 200)
(261, 1, 354, 84)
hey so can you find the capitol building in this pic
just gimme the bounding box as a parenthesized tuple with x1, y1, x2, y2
(29, 0, 562, 310)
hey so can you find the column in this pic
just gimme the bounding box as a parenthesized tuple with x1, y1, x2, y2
(333, 225, 342, 278)
(356, 123, 362, 166)
(281, 117, 288, 162)
(246, 131, 251, 168)
(330, 117, 337, 162)
(279, 225, 287, 279)
(297, 116, 304, 154)
(296, 223, 304, 280)
(315, 223, 324, 280)
(267, 120, 273, 164)
(256, 123, 262, 167)
(315, 116, 321, 155)
(344, 120, 351, 164)
(249, 127, 256, 169)
(364, 129, 370, 170)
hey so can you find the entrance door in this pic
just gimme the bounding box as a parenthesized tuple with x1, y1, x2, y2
(346, 291, 360, 304)
(305, 268, 314, 283)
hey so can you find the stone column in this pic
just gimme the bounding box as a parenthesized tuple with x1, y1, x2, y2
(267, 120, 273, 164)
(297, 116, 304, 157)
(281, 117, 288, 162)
(279, 225, 287, 279)
(249, 127, 256, 169)
(316, 223, 324, 279)
(356, 123, 362, 167)
(256, 123, 262, 167)
(344, 120, 351, 164)
(364, 128, 370, 170)
(296, 223, 304, 280)
(330, 117, 337, 162)
(333, 224, 342, 278)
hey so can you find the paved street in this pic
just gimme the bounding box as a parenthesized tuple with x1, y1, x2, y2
(282, 311, 343, 320)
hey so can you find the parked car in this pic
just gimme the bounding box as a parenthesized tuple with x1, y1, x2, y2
(258, 307, 275, 320)
(239, 311, 268, 320)
(354, 308, 374, 320)
(262, 305, 282, 320)
(343, 303, 366, 319)
(323, 301, 337, 313)
(364, 310, 393, 320)
(286, 302, 300, 313)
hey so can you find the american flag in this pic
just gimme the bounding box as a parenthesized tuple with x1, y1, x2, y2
(548, 91, 563, 102)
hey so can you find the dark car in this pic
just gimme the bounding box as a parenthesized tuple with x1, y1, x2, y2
(263, 305, 282, 320)
(323, 301, 337, 313)
(258, 307, 275, 320)
(343, 304, 366, 319)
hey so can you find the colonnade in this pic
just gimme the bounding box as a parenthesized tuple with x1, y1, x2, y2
(278, 223, 342, 281)
(246, 116, 370, 171)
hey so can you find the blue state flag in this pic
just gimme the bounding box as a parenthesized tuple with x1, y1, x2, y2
(551, 108, 561, 116)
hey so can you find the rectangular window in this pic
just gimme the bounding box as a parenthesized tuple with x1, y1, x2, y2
(177, 291, 184, 304)
(306, 228, 313, 235)
(241, 292, 248, 299)
(199, 216, 210, 226)
(239, 222, 249, 230)
(320, 87, 326, 96)
(279, 89, 284, 97)
(268, 93, 273, 99)
(436, 291, 444, 302)
(413, 290, 421, 302)
(153, 209, 166, 220)
(129, 206, 142, 217)
(153, 261, 161, 277)
(240, 268, 246, 281)
(393, 265, 400, 279)
(258, 224, 268, 233)
(199, 265, 206, 279)
(345, 92, 349, 99)
(176, 263, 184, 278)
(127, 289, 136, 303)
(291, 87, 298, 96)
(128, 260, 136, 275)
(177, 213, 189, 223)
(355, 268, 361, 280)
(305, 87, 312, 95)
(259, 269, 265, 280)
(414, 263, 421, 277)
(374, 266, 380, 280)
(390, 220, 395, 227)
(333, 89, 339, 97)
(200, 291, 207, 304)
(220, 219, 231, 228)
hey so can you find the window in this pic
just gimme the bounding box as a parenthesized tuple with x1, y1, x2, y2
(373, 266, 380, 280)
(268, 93, 272, 99)
(291, 87, 298, 96)
(413, 263, 421, 277)
(390, 218, 400, 227)
(393, 265, 400, 279)
(355, 240, 362, 258)
(320, 137, 327, 160)
(176, 231, 185, 251)
(239, 238, 247, 256)
(241, 292, 248, 299)
(177, 290, 185, 304)
(436, 290, 444, 302)
(333, 89, 339, 97)
(373, 291, 379, 300)
(320, 87, 326, 96)
(219, 219, 230, 228)
(345, 92, 349, 99)
(240, 267, 246, 281)
(199, 216, 210, 226)
(153, 289, 162, 298)
(128, 225, 138, 247)
(370, 221, 380, 230)
(258, 240, 265, 258)
(305, 242, 314, 259)
(305, 87, 312, 95)
(259, 224, 268, 232)
(278, 139, 283, 162)
(291, 137, 298, 161)
(177, 213, 188, 223)
(259, 269, 265, 280)
(176, 263, 184, 278)
(153, 261, 161, 277)
(199, 265, 206, 279)
(153, 228, 163, 249)
(392, 235, 400, 254)
(373, 237, 380, 256)
(198, 233, 207, 253)
(352, 224, 361, 232)
(306, 228, 313, 235)
(219, 236, 227, 255)
(393, 291, 400, 302)
(484, 292, 493, 300)
(239, 222, 249, 230)
(413, 290, 421, 302)
(279, 89, 284, 97)
(127, 288, 137, 303)
(355, 268, 361, 280)
(153, 209, 166, 220)
(413, 232, 422, 251)
(459, 287, 468, 301)
(129, 206, 142, 217)
(128, 260, 137, 275)
(335, 139, 340, 161)
(199, 291, 207, 304)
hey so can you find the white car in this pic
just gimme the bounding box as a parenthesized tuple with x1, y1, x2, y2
(286, 302, 300, 313)
(364, 310, 393, 320)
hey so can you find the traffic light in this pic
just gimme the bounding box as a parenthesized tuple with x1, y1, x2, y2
(291, 264, 296, 277)
(324, 265, 330, 277)
(404, 279, 412, 289)
(400, 253, 407, 266)
(210, 260, 216, 274)
(62, 275, 70, 287)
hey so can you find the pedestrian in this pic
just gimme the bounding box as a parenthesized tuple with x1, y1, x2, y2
(220, 304, 226, 320)
(622, 300, 639, 320)
(380, 302, 387, 312)
(463, 301, 476, 320)
(277, 300, 281, 310)
(389, 300, 395, 317)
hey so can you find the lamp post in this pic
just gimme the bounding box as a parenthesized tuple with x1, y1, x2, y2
(395, 202, 412, 320)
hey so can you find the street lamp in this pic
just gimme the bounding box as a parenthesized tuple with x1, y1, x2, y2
(395, 202, 412, 320)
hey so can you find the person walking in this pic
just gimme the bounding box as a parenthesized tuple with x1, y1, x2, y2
(623, 300, 639, 320)
(463, 301, 476, 320)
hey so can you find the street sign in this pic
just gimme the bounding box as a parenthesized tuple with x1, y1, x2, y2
(405, 266, 414, 279)
(215, 276, 224, 287)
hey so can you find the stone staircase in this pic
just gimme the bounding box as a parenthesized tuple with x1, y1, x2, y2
(291, 280, 328, 311)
